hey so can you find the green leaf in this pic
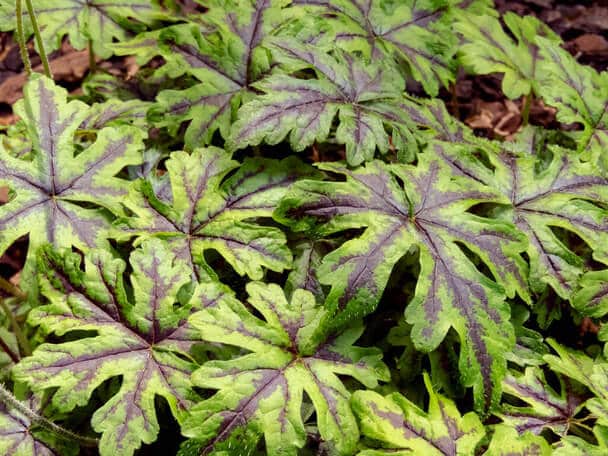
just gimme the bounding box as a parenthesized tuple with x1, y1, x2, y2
(116, 148, 317, 280)
(293, 0, 493, 96)
(455, 12, 560, 98)
(484, 425, 551, 456)
(553, 425, 608, 456)
(0, 395, 77, 456)
(0, 75, 144, 288)
(229, 40, 408, 165)
(276, 154, 527, 411)
(439, 144, 608, 299)
(146, 0, 292, 148)
(499, 367, 585, 436)
(537, 37, 608, 173)
(544, 339, 608, 427)
(573, 270, 608, 318)
(181, 282, 389, 455)
(352, 373, 485, 455)
(0, 0, 165, 58)
(12, 240, 225, 456)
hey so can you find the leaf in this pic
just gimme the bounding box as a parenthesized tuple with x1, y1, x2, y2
(230, 39, 474, 165)
(439, 144, 608, 298)
(0, 75, 144, 288)
(181, 282, 389, 455)
(537, 37, 608, 173)
(553, 425, 608, 456)
(484, 425, 551, 456)
(352, 372, 485, 455)
(0, 0, 164, 58)
(147, 0, 291, 148)
(0, 395, 77, 456)
(293, 0, 493, 96)
(499, 367, 585, 436)
(455, 12, 560, 98)
(116, 148, 317, 280)
(544, 339, 608, 427)
(284, 239, 330, 302)
(275, 154, 527, 411)
(12, 240, 225, 456)
(573, 270, 608, 318)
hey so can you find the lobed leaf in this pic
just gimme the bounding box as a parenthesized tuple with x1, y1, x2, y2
(0, 75, 144, 288)
(116, 147, 318, 281)
(13, 240, 226, 456)
(0, 0, 165, 58)
(484, 425, 551, 456)
(352, 373, 485, 455)
(276, 153, 527, 411)
(181, 282, 389, 455)
(455, 12, 560, 99)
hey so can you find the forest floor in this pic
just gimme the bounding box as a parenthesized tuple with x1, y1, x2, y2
(0, 0, 607, 291)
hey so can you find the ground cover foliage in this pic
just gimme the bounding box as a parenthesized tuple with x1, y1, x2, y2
(0, 0, 607, 454)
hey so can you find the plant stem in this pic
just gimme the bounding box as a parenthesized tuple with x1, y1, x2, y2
(0, 383, 99, 447)
(15, 0, 32, 75)
(0, 276, 27, 301)
(521, 92, 533, 127)
(0, 297, 31, 357)
(88, 39, 96, 74)
(0, 336, 19, 363)
(23, 0, 52, 78)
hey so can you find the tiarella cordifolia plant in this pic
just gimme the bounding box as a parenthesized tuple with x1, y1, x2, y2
(0, 0, 608, 455)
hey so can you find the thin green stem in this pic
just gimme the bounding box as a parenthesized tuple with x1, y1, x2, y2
(0, 297, 31, 357)
(0, 276, 27, 301)
(0, 383, 99, 447)
(24, 0, 52, 78)
(15, 0, 32, 75)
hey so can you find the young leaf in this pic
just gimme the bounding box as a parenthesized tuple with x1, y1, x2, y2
(293, 0, 493, 96)
(455, 12, 560, 99)
(499, 367, 585, 436)
(484, 425, 551, 456)
(352, 373, 485, 455)
(12, 240, 224, 456)
(181, 282, 389, 455)
(0, 0, 165, 58)
(537, 37, 608, 173)
(148, 0, 290, 148)
(116, 148, 316, 280)
(275, 154, 527, 411)
(0, 75, 144, 286)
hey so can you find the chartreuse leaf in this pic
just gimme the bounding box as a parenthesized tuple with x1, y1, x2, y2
(276, 154, 527, 411)
(573, 270, 608, 318)
(537, 37, 608, 173)
(148, 0, 291, 148)
(499, 367, 585, 436)
(439, 144, 608, 298)
(544, 340, 608, 427)
(455, 11, 559, 99)
(116, 147, 316, 280)
(229, 40, 406, 165)
(553, 425, 608, 456)
(352, 372, 485, 455)
(12, 239, 226, 456)
(0, 395, 78, 456)
(0, 75, 144, 289)
(180, 282, 389, 455)
(292, 0, 493, 96)
(0, 0, 164, 58)
(485, 425, 551, 456)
